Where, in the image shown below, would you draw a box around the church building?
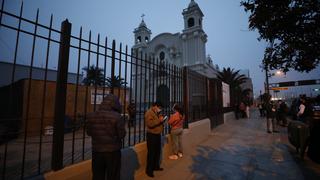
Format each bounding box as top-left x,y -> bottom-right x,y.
131,0 -> 219,107
132,0 -> 218,78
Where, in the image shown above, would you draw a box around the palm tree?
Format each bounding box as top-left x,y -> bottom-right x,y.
106,75 -> 127,88
82,65 -> 105,86
217,67 -> 248,105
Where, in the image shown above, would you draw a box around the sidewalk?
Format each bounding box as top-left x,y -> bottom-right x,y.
136,110 -> 320,180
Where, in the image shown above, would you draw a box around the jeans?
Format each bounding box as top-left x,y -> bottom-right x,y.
92,150 -> 121,180
170,128 -> 183,155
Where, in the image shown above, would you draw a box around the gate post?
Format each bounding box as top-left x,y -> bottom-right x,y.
183,67 -> 189,128
52,19 -> 72,171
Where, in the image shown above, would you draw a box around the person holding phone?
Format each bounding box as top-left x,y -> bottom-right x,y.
168,104 -> 184,160
144,102 -> 165,177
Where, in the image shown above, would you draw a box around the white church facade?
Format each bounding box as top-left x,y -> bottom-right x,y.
131,0 -> 219,107
132,0 -> 218,77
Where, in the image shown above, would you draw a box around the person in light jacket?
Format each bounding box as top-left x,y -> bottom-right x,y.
144,102 -> 165,178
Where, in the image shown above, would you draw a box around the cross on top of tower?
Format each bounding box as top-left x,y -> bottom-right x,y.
141,14 -> 145,21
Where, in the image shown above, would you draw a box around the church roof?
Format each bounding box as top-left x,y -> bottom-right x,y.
188,0 -> 198,8
183,0 -> 203,17
134,19 -> 151,33
139,19 -> 147,28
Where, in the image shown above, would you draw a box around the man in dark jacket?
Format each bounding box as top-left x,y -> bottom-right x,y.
86,94 -> 126,180
266,101 -> 278,133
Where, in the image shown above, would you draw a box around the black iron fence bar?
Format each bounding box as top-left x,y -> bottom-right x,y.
0,0 -> 4,24
102,37 -> 108,99
1,7 -> 164,70
206,77 -> 209,117
0,7 -> 61,33
183,67 -> 189,128
71,26 -> 83,164
1,2 -> 23,180
143,53 -> 148,141
133,49 -> 138,145
123,45 -> 128,147
110,40 -> 116,94
0,22 -> 61,44
82,30 -> 91,161
38,14 -> 53,174
148,56 -> 152,126
152,56 -> 155,108
165,62 -> 169,134
173,65 -> 176,104
93,34 -> 101,112
9,2 -> 23,100
52,19 -> 72,171
163,61 -> 167,134
138,51 -> 143,143
118,43 -> 122,97
128,49 -> 133,146
21,8 -> 39,179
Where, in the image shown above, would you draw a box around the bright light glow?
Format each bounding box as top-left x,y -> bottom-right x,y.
271,97 -> 283,101
276,70 -> 282,75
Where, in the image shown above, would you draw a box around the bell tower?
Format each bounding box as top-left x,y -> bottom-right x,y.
181,0 -> 207,66
133,14 -> 151,48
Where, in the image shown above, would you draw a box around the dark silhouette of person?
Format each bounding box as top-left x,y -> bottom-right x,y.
86,94 -> 126,180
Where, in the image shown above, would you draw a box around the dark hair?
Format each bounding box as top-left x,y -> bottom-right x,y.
152,101 -> 163,108
173,104 -> 184,115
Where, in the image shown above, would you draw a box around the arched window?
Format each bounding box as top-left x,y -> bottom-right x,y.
188,18 -> 194,28
137,36 -> 141,42
145,37 -> 149,42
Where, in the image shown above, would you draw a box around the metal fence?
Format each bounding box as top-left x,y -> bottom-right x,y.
0,1 -> 221,179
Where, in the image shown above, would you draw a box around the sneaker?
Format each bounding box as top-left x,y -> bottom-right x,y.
169,155 -> 178,160
178,153 -> 183,158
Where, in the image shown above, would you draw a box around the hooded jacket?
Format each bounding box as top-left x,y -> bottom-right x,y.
86,94 -> 126,152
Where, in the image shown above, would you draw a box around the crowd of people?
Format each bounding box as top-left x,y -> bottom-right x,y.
84,93 -> 319,179
86,94 -> 185,179
257,99 -> 289,133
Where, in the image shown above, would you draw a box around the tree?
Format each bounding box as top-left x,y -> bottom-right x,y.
106,75 -> 127,88
82,65 -> 105,86
241,0 -> 320,72
217,67 -> 248,105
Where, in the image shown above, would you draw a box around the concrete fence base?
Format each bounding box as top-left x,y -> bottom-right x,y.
44,118 -> 212,180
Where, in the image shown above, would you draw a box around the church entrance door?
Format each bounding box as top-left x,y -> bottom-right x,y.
156,85 -> 170,108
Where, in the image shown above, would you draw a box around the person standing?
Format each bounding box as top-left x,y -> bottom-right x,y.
279,100 -> 288,126
168,104 -> 184,160
266,101 -> 278,133
258,103 -> 263,117
127,100 -> 136,127
297,97 -> 306,122
144,102 -> 164,178
86,94 -> 126,180
245,104 -> 250,119
239,102 -> 246,118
